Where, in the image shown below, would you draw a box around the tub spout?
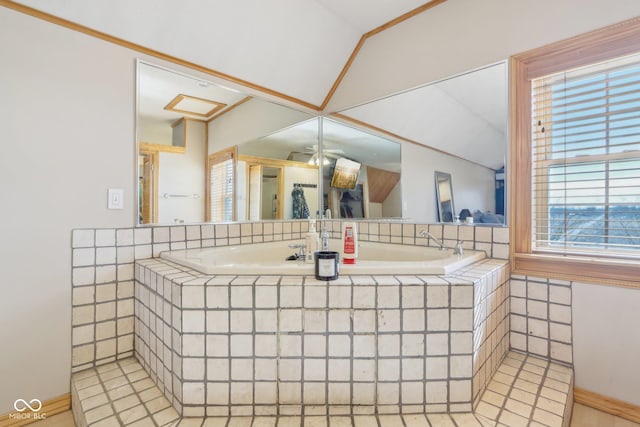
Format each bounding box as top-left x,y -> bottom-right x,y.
419,230 -> 447,251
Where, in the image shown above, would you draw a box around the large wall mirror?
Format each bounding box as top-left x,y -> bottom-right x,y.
136,61 -> 402,225
338,61 -> 508,225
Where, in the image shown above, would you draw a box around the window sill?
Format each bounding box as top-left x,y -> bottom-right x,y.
512,252 -> 640,289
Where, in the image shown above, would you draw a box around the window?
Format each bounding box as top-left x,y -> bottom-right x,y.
511,17 -> 640,287
207,148 -> 236,222
532,54 -> 640,257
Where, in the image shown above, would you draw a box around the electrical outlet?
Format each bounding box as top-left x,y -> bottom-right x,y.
108,188 -> 124,210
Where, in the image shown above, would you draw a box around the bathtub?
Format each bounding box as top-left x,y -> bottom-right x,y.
160,239 -> 485,275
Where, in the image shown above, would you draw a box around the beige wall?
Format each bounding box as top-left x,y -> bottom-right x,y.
328,0 -> 640,111
0,7 -> 137,412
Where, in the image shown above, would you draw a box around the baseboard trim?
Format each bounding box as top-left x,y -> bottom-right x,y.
0,393 -> 71,427
574,387 -> 640,423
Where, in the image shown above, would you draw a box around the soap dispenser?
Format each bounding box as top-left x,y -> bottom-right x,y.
305,218 -> 320,263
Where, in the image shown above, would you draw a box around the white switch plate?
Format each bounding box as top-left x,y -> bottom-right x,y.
108,188 -> 124,210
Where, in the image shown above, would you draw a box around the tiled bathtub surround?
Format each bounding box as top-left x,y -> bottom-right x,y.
72,221 -> 509,371
133,257 -> 509,417
71,351 -> 574,427
509,275 -> 573,365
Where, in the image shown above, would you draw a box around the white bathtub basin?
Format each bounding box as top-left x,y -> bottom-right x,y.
160,240 -> 485,275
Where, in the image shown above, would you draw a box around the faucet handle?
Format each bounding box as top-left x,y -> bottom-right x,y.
454,240 -> 464,255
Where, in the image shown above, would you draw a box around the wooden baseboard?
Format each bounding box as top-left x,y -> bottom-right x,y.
574,387 -> 640,423
0,393 -> 71,427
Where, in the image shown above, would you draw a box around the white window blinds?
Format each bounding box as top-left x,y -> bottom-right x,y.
209,151 -> 234,222
531,53 -> 640,257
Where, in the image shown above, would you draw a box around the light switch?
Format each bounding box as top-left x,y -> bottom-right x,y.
108,188 -> 124,210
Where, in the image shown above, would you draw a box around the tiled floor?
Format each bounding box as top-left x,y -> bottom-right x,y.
68,351 -> 581,426
32,404 -> 640,426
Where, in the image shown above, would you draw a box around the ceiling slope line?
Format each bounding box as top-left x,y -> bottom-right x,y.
330,112 -> 496,172
0,0 -> 321,111
319,0 -> 447,111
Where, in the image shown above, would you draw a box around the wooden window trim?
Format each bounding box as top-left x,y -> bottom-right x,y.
510,16 -> 640,288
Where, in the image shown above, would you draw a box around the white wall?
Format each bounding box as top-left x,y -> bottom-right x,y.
0,8 -> 137,412
283,167 -> 319,219
208,99 -> 312,154
401,142 -> 494,222
139,117 -> 172,146
329,0 -> 640,110
573,283 -> 640,405
158,120 -> 206,223
382,181 -> 402,218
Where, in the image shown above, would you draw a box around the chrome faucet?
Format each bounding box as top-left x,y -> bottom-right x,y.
288,243 -> 307,260
453,240 -> 464,255
320,223 -> 330,251
419,230 -> 447,251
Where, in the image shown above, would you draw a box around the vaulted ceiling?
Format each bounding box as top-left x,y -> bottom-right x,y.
6,0 -> 640,170
10,0 -> 435,109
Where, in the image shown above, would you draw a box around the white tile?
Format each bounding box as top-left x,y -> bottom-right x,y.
256,310 -> 278,333
427,286 -> 449,307
549,285 -> 571,305
451,355 -> 472,378
73,229 -> 95,248
451,309 -> 473,331
403,309 -> 425,332
304,335 -> 326,357
231,286 -> 253,308
426,333 -> 448,356
550,322 -> 572,343
353,287 -> 376,308
183,311 -> 205,332
231,358 -> 253,380
527,300 -> 548,319
207,358 -> 229,381
402,333 -> 425,356
452,286 -> 473,308
527,281 -> 548,301
402,286 -> 424,308
378,310 -> 400,332
254,335 -> 277,357
116,229 -> 134,246
549,304 -> 571,323
230,334 -> 253,356
183,358 -> 205,380
450,379 -> 471,402
353,310 -> 376,333
304,310 -> 327,332
207,287 -> 229,308
377,334 -> 399,357
230,310 -> 253,332
207,311 -> 229,333
425,381 -> 448,404
353,359 -> 375,382
427,309 -> 449,331
378,287 -> 400,308
304,359 -> 326,381
328,335 -> 351,357
279,335 -> 301,357
402,358 -> 423,380
378,359 -> 400,381
329,310 -> 351,332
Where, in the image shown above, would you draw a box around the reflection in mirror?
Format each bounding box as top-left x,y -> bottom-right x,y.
137,61 -> 247,224
137,61 -> 315,225
322,118 -> 401,219
435,171 -> 455,222
230,117 -> 402,221
234,118 -> 319,221
339,61 -> 507,224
